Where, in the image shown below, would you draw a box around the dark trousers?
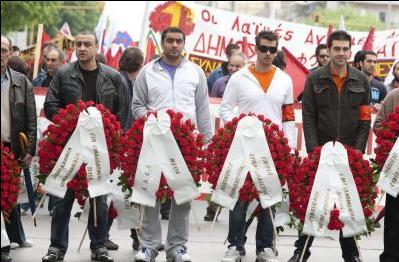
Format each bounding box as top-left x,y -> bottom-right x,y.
160,198 -> 171,217
1,205 -> 26,254
49,189 -> 108,254
294,231 -> 358,259
5,204 -> 26,245
227,201 -> 273,252
380,194 -> 399,262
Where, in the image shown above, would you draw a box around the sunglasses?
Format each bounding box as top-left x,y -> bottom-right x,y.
257,45 -> 278,54
318,54 -> 329,59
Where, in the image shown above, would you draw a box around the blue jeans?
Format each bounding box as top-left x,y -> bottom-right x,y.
227,201 -> 274,252
49,189 -> 108,254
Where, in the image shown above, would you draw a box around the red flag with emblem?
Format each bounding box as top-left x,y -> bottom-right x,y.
282,47 -> 310,101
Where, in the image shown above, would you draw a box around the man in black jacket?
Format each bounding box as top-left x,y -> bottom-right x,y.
1,35 -> 37,262
42,33 -> 125,262
288,31 -> 371,262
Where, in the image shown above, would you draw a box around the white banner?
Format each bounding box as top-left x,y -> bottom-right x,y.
131,111 -> 200,207
44,107 -> 111,198
377,137 -> 399,197
303,142 -> 367,237
97,1 -> 398,69
107,168 -> 139,230
1,212 -> 10,248
80,107 -> 111,198
211,116 -> 282,210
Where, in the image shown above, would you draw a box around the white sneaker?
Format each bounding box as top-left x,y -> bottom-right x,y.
166,247 -> 192,262
256,248 -> 279,262
134,248 -> 156,262
10,243 -> 19,250
221,247 -> 241,262
20,239 -> 33,248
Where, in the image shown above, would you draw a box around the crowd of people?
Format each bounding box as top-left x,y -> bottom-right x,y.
1,26 -> 398,262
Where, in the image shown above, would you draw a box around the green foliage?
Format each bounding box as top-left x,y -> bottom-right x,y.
301,5 -> 387,31
1,1 -> 101,36
1,1 -> 60,33
46,1 -> 101,36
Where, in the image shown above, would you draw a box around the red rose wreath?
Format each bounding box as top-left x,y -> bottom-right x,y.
374,106 -> 399,170
38,101 -> 124,206
121,110 -> 205,202
205,113 -> 295,203
1,143 -> 21,216
289,146 -> 378,233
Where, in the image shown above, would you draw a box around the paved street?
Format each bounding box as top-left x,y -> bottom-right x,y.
11,200 -> 383,262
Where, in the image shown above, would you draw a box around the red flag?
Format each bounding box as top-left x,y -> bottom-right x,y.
105,47 -> 123,69
362,27 -> 375,51
41,29 -> 50,46
282,47 -> 310,101
145,37 -> 156,64
326,24 -> 333,40
241,36 -> 249,56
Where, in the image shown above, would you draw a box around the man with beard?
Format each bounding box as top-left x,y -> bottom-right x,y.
43,32 -> 125,262
358,51 -> 387,110
288,30 -> 370,262
132,27 -> 212,262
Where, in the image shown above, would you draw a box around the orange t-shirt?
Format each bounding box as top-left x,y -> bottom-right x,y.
248,64 -> 276,93
330,66 -> 348,95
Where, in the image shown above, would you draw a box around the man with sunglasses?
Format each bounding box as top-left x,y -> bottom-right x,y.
311,44 -> 330,72
43,32 -> 125,262
288,30 -> 371,262
219,31 -> 296,262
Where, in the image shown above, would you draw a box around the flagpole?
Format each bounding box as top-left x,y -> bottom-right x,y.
138,1 -> 151,52
33,24 -> 44,79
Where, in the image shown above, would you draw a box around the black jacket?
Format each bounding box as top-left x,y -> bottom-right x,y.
302,64 -> 371,153
119,70 -> 134,131
6,68 -> 37,158
44,61 -> 125,123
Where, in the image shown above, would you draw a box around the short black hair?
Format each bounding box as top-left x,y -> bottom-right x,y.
12,45 -> 20,53
327,30 -> 352,49
353,50 -> 365,70
119,47 -> 144,73
255,31 -> 278,47
315,44 -> 327,56
76,31 -> 99,45
225,43 -> 240,57
161,27 -> 185,43
361,51 -> 377,62
7,56 -> 28,76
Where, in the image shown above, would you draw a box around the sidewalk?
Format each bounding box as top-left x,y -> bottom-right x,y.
11,200 -> 383,262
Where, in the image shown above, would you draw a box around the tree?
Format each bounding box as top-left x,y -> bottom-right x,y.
1,1 -> 60,34
46,1 -> 102,36
301,5 -> 387,31
1,1 -> 101,37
